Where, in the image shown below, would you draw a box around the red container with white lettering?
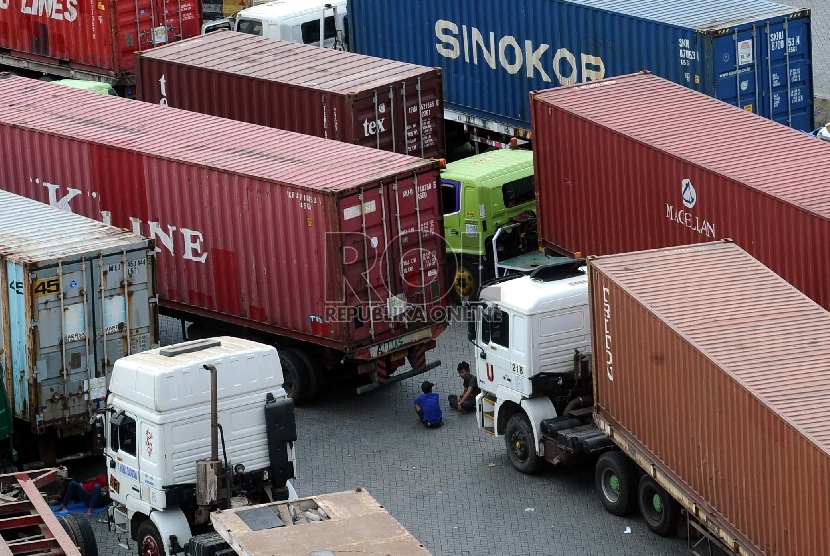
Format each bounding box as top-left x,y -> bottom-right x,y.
531,72 -> 830,311
0,0 -> 199,93
134,32 -> 445,159
0,75 -> 447,401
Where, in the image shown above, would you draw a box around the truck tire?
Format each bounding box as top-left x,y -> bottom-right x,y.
451,258 -> 481,302
638,475 -> 680,536
279,349 -> 317,405
63,513 -> 99,556
595,451 -> 638,516
137,520 -> 166,556
504,413 -> 540,474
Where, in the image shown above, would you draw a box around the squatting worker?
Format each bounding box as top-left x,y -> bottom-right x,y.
449,361 -> 480,414
415,381 -> 443,427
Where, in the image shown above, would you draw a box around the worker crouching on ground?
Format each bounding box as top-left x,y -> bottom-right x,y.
415,381 -> 444,427
449,361 -> 480,414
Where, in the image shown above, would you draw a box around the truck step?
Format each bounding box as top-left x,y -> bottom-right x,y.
482,395 -> 497,405
483,411 -> 494,420
483,426 -> 495,436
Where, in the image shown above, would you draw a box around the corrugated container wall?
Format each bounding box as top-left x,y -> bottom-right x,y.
347,0 -> 813,132
0,0 -> 200,87
135,33 -> 445,159
589,241 -> 830,555
0,75 -> 446,359
0,190 -> 157,433
532,72 -> 830,311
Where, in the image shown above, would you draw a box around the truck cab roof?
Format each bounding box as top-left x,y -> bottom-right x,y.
109,337 -> 283,414
480,266 -> 588,315
238,0 -> 345,21
441,149 -> 533,185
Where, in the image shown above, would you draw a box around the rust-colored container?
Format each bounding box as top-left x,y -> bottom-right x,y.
135,32 -> 445,159
0,75 -> 447,373
0,0 -> 199,89
531,72 -> 830,311
589,241 -> 830,556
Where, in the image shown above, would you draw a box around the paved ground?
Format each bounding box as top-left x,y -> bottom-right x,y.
86,315 -> 685,556
779,0 -> 830,95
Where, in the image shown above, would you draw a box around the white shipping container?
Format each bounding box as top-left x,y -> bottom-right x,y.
0,190 -> 158,444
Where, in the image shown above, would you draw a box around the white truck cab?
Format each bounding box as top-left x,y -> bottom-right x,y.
202,0 -> 348,50
471,261 -> 593,473
96,337 -> 297,556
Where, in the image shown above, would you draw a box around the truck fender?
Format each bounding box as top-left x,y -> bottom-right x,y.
150,507 -> 192,555
519,397 -> 558,456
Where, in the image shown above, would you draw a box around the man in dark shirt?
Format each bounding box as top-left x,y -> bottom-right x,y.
414,381 -> 443,427
449,361 -> 480,414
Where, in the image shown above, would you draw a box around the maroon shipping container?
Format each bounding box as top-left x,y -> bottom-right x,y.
135,32 -> 445,159
589,240 -> 830,556
0,0 -> 199,89
531,71 -> 830,310
0,75 -> 447,383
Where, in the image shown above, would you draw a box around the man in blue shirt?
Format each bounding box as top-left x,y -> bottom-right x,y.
415,381 -> 443,428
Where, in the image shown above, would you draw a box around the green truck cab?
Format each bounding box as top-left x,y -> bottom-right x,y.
441,150 -> 537,299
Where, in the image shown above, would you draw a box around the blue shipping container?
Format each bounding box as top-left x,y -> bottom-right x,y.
347,0 -> 813,133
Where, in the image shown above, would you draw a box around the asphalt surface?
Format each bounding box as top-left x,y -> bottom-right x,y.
780,0 -> 830,96
85,314 -> 685,556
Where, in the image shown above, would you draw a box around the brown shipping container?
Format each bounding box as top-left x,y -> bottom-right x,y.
589,241 -> 830,556
531,72 -> 830,311
135,32 -> 445,159
0,75 -> 447,368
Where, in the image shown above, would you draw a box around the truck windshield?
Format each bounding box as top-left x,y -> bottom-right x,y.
237,19 -> 263,36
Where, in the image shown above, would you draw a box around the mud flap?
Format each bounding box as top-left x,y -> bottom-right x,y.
264,398 -> 296,488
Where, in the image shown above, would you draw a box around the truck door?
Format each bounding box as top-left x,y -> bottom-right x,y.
479,307 -> 515,393
110,412 -> 141,507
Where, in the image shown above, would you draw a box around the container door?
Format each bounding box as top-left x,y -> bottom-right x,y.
761,18 -> 812,131
383,171 -> 445,324
713,18 -> 813,131
31,260 -> 95,431
713,28 -> 762,118
90,250 -> 156,383
124,0 -> 199,58
339,185 -> 396,343
5,262 -> 30,422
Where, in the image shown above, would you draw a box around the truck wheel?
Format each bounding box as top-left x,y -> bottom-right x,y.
137,520 -> 165,556
451,259 -> 481,302
504,413 -> 540,474
279,349 -> 317,405
595,451 -> 638,516
638,475 -> 680,536
63,513 -> 99,556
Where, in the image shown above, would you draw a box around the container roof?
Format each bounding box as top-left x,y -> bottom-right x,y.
533,72 -> 830,222
590,241 -> 830,453
0,76 -> 435,194
564,0 -> 804,30
0,190 -> 149,264
236,0 -> 346,20
442,150 -> 533,182
141,32 -> 437,94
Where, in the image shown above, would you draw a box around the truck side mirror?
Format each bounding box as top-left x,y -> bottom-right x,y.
93,415 -> 106,452
467,318 -> 476,342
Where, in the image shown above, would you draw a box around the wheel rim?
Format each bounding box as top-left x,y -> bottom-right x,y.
640,482 -> 664,523
601,468 -> 620,503
454,267 -> 475,297
142,534 -> 161,556
508,428 -> 530,463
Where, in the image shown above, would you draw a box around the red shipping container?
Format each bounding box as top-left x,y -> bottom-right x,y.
0,0 -> 199,88
0,75 -> 447,370
531,71 -> 830,310
135,32 -> 445,159
590,241 -> 830,555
